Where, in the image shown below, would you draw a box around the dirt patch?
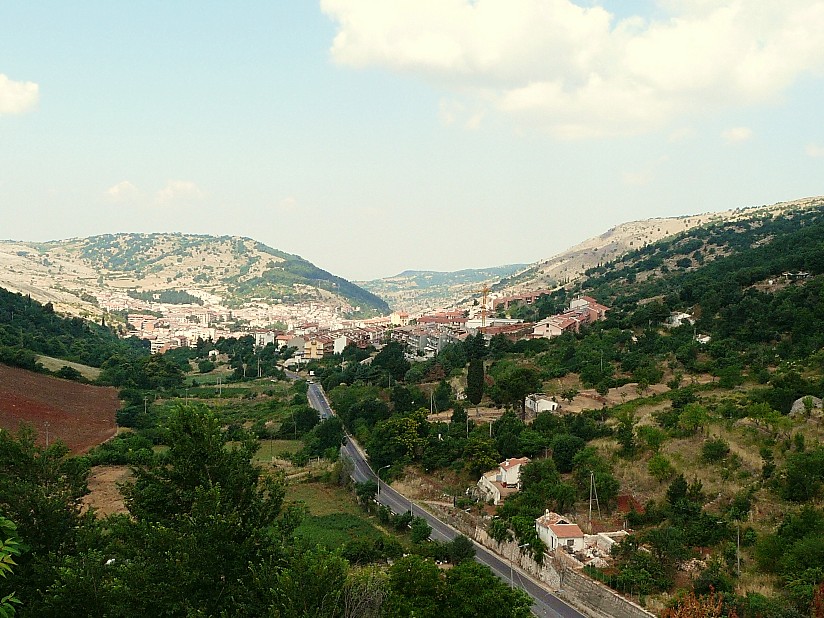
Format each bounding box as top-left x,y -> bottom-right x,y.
82,465 -> 132,517
0,364 -> 120,453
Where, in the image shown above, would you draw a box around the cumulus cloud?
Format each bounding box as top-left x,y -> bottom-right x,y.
106,180 -> 139,201
321,0 -> 824,138
806,143 -> 824,157
722,126 -> 753,143
156,180 -> 205,205
0,73 -> 39,115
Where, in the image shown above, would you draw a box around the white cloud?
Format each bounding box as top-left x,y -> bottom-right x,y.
156,180 -> 204,205
321,0 -> 824,138
105,180 -> 139,201
806,143 -> 824,157
0,73 -> 39,115
722,126 -> 753,143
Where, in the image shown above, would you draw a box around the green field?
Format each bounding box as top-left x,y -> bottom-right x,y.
253,439 -> 303,463
287,482 -> 386,550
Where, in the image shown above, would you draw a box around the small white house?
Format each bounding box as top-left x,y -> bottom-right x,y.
476,457 -> 531,505
525,394 -> 559,416
535,511 -> 585,553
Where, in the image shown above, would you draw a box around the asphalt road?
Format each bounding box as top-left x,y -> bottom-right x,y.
302,378 -> 588,618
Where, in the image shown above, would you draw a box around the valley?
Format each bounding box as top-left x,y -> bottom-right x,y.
3,196 -> 824,618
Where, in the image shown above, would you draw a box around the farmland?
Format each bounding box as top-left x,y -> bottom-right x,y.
0,364 -> 119,453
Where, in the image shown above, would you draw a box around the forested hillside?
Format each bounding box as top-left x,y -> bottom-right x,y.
0,287 -> 144,372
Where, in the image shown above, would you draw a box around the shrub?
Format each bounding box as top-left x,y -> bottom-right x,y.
702,438 -> 731,463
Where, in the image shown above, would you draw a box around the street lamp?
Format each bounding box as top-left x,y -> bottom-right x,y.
510,542 -> 529,588
377,464 -> 391,497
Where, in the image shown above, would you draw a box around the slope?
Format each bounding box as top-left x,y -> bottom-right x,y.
0,233 -> 389,318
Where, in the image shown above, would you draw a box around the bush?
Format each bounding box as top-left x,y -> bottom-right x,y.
648,453 -> 676,482
702,438 -> 731,463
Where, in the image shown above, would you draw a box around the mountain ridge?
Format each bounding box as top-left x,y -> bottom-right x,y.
0,232 -> 389,318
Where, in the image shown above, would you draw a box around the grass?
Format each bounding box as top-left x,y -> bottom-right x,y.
36,354 -> 101,380
252,439 -> 302,463
285,481 -> 362,516
295,513 -> 385,550
286,481 -> 387,550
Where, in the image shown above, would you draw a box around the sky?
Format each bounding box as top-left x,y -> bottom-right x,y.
1,1 -> 823,281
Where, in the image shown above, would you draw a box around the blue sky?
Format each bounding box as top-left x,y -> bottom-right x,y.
2,1 -> 823,281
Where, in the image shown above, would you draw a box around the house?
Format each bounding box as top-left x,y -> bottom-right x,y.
665,312 -> 694,328
333,334 -> 349,355
531,296 -> 609,340
492,289 -> 553,311
390,311 -> 411,327
476,457 -> 531,505
535,511 -> 585,552
303,337 -> 325,360
254,329 -> 277,347
525,394 -> 559,416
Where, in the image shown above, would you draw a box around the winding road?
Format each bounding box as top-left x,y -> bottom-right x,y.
304,380 -> 588,618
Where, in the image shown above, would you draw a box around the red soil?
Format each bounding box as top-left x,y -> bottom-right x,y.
0,364 -> 120,454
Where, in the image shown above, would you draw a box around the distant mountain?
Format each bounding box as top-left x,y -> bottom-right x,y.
359,264 -> 528,312
0,233 -> 389,317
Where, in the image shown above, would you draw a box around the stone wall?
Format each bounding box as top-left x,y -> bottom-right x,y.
427,504 -> 656,618
559,568 -> 655,618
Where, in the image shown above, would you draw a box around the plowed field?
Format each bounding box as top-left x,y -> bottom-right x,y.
0,364 -> 119,453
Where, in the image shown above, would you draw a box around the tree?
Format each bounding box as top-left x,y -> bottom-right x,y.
372,342 -> 410,382
433,380 -> 452,412
0,516 -> 22,617
447,535 -> 476,565
466,358 -> 485,406
489,364 -> 542,417
410,517 -> 432,544
443,561 -> 532,618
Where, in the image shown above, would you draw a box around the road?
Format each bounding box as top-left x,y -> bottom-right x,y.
302,378 -> 587,618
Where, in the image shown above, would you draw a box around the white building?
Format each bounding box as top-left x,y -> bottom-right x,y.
525,394 -> 559,416
476,457 -> 530,505
535,511 -> 585,553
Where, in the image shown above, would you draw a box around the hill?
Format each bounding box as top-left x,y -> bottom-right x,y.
491,195 -> 824,296
358,264 -> 528,312
0,233 -> 389,318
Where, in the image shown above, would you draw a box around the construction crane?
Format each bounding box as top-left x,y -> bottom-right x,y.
477,285 -> 491,329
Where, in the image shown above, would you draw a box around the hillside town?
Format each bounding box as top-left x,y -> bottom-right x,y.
104,287 -> 609,359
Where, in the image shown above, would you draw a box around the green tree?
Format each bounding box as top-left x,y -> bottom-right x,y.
410,517 -> 432,544
0,516 -> 22,617
466,357 -> 485,406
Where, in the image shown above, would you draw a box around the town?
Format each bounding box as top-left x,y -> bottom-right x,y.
107,286 -> 609,361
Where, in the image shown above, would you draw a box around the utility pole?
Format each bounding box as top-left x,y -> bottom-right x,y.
377,464 -> 391,497
589,471 -> 601,533
511,543 -> 529,588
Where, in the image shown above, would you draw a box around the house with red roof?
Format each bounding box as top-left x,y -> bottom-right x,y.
535,510 -> 585,553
